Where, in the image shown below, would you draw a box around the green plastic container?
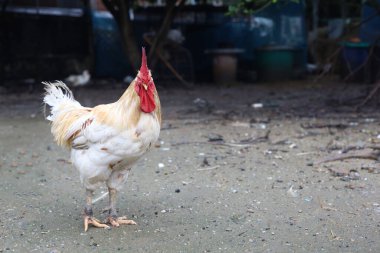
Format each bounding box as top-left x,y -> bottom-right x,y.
256,46 -> 295,81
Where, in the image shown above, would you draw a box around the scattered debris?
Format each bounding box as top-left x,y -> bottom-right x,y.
304,196 -> 313,202
207,133 -> 224,142
57,158 -> 71,164
301,122 -> 350,129
314,149 -> 380,165
361,165 -> 380,174
171,131 -> 269,148
250,117 -> 270,124
329,167 -> 349,177
230,121 -> 251,128
340,170 -> 360,181
318,197 -> 337,211
296,152 -> 317,156
201,158 -> 210,167
345,183 -> 365,190
161,123 -> 178,131
192,98 -> 213,113
197,165 -> 220,171
251,103 -> 263,109
287,185 -> 298,198
330,230 -> 341,241
223,131 -> 271,148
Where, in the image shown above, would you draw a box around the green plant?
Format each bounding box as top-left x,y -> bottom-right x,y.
227,0 -> 300,16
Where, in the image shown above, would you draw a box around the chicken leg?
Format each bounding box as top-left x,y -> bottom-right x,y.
106,188 -> 137,227
83,189 -> 110,231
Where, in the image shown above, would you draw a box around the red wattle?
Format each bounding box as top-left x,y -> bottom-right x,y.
138,88 -> 156,113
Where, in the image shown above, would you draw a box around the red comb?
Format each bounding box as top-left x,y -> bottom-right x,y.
139,47 -> 149,78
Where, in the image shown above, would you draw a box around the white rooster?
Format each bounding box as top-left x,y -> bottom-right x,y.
43,48 -> 161,231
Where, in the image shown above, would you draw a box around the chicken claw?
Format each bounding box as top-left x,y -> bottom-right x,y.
106,216 -> 137,227
84,216 -> 110,232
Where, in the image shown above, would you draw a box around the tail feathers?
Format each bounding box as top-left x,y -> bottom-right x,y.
43,81 -> 79,121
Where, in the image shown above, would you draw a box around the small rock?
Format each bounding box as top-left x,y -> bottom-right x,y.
193,98 -> 209,108
175,189 -> 181,193
361,165 -> 380,174
341,170 -> 360,181
252,103 -> 263,109
329,167 -> 349,177
304,196 -> 313,202
158,163 -> 165,168
207,133 -> 224,142
201,158 -> 210,167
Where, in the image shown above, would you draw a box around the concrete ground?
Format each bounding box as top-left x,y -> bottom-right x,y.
1,80 -> 380,252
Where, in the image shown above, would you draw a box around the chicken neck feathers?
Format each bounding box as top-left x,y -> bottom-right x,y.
43,81 -> 161,150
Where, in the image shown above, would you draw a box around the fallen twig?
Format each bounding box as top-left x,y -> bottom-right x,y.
296,152 -> 318,156
318,197 -> 337,211
301,122 -> 349,129
314,150 -> 380,165
355,79 -> 380,110
171,131 -> 270,148
197,165 -> 220,171
330,230 -> 341,241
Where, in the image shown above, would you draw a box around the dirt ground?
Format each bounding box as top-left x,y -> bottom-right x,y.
1,80 -> 380,253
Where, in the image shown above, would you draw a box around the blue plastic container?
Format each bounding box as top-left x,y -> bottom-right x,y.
341,41 -> 369,82
92,11 -> 131,79
342,42 -> 369,71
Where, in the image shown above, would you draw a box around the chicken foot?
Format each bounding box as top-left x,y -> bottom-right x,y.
105,188 -> 137,227
84,189 -> 110,231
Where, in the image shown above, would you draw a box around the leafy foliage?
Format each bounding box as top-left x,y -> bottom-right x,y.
227,0 -> 300,16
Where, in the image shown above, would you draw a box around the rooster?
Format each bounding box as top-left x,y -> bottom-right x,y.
43,48 -> 161,231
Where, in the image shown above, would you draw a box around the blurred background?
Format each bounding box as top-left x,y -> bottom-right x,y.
0,0 -> 380,91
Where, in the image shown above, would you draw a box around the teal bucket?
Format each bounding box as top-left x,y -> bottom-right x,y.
256,46 -> 295,81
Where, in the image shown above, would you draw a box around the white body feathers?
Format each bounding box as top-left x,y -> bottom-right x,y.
43,81 -> 160,191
